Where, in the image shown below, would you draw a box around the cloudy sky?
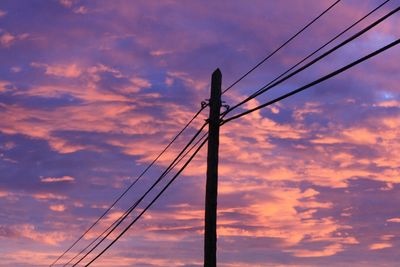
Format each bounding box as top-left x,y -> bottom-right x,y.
0,0 -> 399,266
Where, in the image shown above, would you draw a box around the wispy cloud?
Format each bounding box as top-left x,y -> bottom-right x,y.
49,204 -> 66,212
0,31 -> 29,47
0,32 -> 15,47
31,62 -> 82,78
369,243 -> 392,250
386,218 -> 400,223
58,0 -> 74,8
40,175 -> 75,183
0,224 -> 66,245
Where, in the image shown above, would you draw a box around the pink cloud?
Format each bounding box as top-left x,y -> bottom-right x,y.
31,62 -> 82,78
387,218 -> 400,223
73,6 -> 88,14
0,191 -> 9,198
10,66 -> 21,73
40,175 -> 75,183
0,224 -> 66,245
120,77 -> 152,93
131,180 -> 353,259
289,243 -> 344,257
381,235 -> 395,241
32,193 -> 68,201
0,94 -> 164,153
369,243 -> 392,250
87,63 -> 124,80
166,71 -> 208,91
0,250 -> 58,267
0,32 -> 15,47
0,31 -> 29,47
49,204 -> 66,212
150,49 -> 173,57
58,0 -> 74,8
0,80 -> 12,92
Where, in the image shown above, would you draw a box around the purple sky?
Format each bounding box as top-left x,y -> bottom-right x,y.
0,0 -> 399,266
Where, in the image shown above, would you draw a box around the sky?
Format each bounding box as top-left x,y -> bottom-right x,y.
0,0 -> 399,266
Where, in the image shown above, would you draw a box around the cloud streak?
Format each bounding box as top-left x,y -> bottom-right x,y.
40,175 -> 75,183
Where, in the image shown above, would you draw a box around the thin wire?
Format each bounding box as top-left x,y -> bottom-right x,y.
63,207 -> 130,266
72,123 -> 208,266
222,38 -> 400,125
52,110 -> 205,265
53,1 -> 379,264
222,0 -> 341,94
85,136 -> 209,266
64,132 -> 208,266
223,2 -> 397,115
50,106 -> 206,266
69,1 -> 341,261
80,37 -> 400,264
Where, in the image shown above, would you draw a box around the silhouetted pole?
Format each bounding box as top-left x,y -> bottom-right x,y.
204,69 -> 221,267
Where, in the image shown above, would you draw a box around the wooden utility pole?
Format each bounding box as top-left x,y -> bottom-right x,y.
204,68 -> 222,267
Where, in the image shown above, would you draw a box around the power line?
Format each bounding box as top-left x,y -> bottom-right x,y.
51,105 -> 206,266
60,2 -> 344,258
62,1 -> 345,258
72,123 -> 208,266
85,135 -> 209,266
72,125 -> 207,266
63,209 -> 127,266
223,2 -> 397,116
50,2 -> 395,266
79,36 -> 400,265
79,36 -> 400,266
55,3 -> 338,256
222,0 -> 341,94
222,38 -> 400,125
52,2 -> 345,262
64,132 -> 208,266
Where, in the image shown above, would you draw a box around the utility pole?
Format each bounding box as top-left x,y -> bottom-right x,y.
204,68 -> 222,267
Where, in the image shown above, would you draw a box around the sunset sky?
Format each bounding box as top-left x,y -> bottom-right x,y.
0,0 -> 399,266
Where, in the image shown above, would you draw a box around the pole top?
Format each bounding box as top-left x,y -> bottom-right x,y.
212,68 -> 221,77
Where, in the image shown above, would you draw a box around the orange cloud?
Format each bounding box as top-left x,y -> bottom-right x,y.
369,243 -> 392,250
128,179 -> 353,259
387,218 -> 400,223
49,204 -> 66,212
375,100 -> 400,108
289,243 -> 344,257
